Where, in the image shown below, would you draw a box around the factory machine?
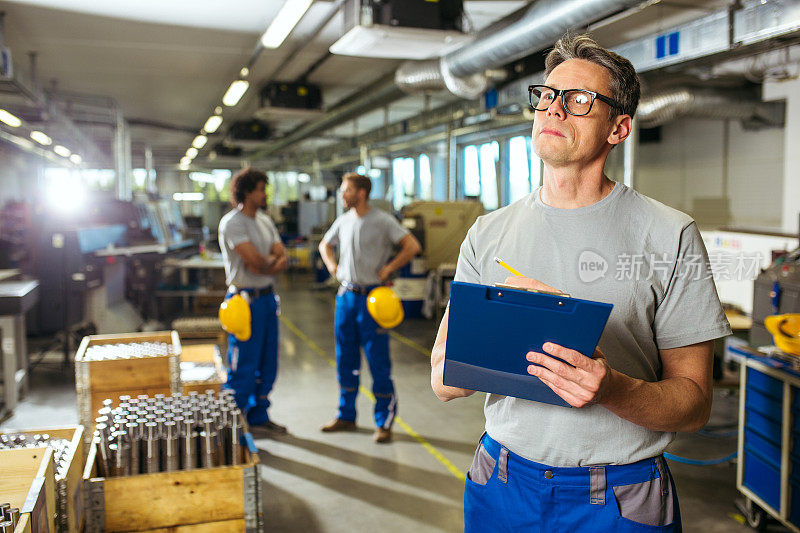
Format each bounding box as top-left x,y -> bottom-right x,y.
751,247 -> 800,347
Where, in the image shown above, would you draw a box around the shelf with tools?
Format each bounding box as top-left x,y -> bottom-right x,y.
82,391 -> 262,532
0,426 -> 85,532
0,446 -> 56,533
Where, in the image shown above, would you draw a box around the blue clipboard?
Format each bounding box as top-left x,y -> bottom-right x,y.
443,281 -> 613,407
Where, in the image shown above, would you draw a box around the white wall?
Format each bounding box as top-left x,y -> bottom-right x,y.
606,118 -> 784,231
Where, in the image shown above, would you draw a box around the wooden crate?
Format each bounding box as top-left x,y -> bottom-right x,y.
0,447 -> 56,533
82,442 -> 262,532
75,331 -> 181,444
180,344 -> 226,394
2,426 -> 85,533
14,513 -> 31,533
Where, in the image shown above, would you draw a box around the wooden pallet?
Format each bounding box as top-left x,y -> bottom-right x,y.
82,442 -> 262,532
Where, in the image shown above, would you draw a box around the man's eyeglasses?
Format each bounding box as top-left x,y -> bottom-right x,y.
528,85 -> 623,116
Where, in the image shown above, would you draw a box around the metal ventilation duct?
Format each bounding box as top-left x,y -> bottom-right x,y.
396,0 -> 644,98
637,87 -> 784,128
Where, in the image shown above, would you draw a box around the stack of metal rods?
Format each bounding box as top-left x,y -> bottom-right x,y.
94,390 -> 245,477
0,504 -> 20,532
83,341 -> 175,361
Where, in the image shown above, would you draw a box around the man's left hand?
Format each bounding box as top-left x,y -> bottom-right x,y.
378,265 -> 393,282
526,343 -> 614,407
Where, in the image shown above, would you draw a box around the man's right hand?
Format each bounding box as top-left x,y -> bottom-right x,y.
503,276 -> 563,293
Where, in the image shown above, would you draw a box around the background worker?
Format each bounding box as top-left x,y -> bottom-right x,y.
430,34 -> 731,531
219,167 -> 288,432
319,172 -> 422,443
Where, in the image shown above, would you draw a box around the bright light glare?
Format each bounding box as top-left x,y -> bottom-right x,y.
30,131 -> 53,145
192,135 -> 208,149
54,145 -> 72,157
70,154 -> 83,165
186,147 -> 198,159
173,192 -> 205,201
298,173 -> 311,183
260,0 -> 313,48
222,80 -> 249,107
0,109 -> 22,127
203,115 -> 223,133
45,168 -> 85,213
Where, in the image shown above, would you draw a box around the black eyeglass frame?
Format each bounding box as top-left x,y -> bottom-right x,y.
527,84 -> 624,116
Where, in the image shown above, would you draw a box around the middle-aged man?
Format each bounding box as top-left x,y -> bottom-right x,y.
219,167 -> 288,433
431,34 -> 731,531
319,172 -> 422,443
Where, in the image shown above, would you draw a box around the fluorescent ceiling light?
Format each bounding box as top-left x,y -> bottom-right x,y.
298,173 -> 311,183
173,192 -> 205,202
203,115 -> 223,133
0,109 -> 22,128
192,135 -> 208,149
70,154 -> 83,164
54,145 -> 72,157
186,147 -> 199,159
222,80 -> 249,107
260,0 -> 312,49
30,131 -> 52,145
239,67 -> 249,77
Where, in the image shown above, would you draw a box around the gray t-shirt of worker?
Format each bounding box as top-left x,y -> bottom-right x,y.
219,209 -> 282,288
324,208 -> 410,286
453,182 -> 731,467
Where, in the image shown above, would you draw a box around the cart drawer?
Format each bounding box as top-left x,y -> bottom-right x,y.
745,428 -> 781,470
748,368 -> 784,400
746,388 -> 783,422
744,448 -> 781,512
746,410 -> 783,446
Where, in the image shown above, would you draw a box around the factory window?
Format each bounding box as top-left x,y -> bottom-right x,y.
392,157 -> 415,209
463,142 -> 500,210
463,145 -> 480,197
479,142 -> 499,210
132,168 -> 155,191
419,154 -> 432,200
509,136 -> 531,202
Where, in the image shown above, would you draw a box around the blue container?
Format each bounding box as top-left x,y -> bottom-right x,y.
743,448 -> 781,511
748,368 -> 784,400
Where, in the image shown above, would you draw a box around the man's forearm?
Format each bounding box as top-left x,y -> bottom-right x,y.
600,371 -> 711,433
318,242 -> 338,276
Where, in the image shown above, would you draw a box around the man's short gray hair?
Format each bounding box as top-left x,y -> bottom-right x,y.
544,33 -> 640,119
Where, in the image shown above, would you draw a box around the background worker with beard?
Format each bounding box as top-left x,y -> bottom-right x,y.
319,172 -> 421,443
219,167 -> 289,432
431,34 -> 731,531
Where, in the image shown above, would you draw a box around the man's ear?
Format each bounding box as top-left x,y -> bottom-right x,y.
608,114 -> 632,146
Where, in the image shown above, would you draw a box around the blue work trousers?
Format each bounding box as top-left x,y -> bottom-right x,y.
225,291 -> 279,426
465,433 -> 682,532
334,289 -> 397,429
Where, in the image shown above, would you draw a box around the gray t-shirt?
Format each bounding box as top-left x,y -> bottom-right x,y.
454,182 -> 731,467
218,209 -> 282,288
323,208 -> 409,285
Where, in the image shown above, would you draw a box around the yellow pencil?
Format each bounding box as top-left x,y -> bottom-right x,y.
494,257 -> 524,277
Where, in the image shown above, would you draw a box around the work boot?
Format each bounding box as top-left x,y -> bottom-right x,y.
321,418 -> 357,432
261,420 -> 288,434
373,427 -> 391,443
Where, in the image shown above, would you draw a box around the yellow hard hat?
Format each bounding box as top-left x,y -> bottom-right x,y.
765,314 -> 800,357
219,293 -> 252,341
367,287 -> 404,329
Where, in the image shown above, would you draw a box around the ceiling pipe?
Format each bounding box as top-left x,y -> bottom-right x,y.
637,87 -> 784,128
396,0 -> 646,99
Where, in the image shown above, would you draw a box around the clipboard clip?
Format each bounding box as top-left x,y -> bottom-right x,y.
493,282 -> 571,298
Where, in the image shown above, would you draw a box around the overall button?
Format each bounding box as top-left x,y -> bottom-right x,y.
544,470 -> 554,479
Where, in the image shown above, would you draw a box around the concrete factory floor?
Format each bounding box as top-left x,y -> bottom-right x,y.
1,275 -> 771,532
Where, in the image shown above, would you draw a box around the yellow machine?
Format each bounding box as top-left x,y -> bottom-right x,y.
367,287 -> 404,329
218,293 -> 252,341
765,314 -> 800,357
402,201 -> 484,270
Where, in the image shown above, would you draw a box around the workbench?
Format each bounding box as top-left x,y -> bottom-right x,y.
0,279 -> 39,418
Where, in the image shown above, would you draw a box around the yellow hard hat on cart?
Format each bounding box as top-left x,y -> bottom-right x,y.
367,287 -> 404,329
765,314 -> 800,357
219,293 -> 252,341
